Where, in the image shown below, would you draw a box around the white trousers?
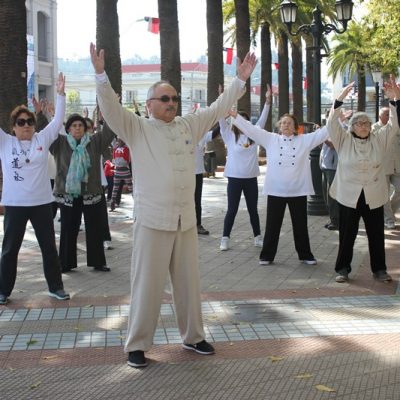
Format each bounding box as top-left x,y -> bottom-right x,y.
124,221 -> 205,353
384,173 -> 400,224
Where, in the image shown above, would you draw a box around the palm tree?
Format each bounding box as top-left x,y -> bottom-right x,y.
206,0 -> 226,165
291,36 -> 303,123
96,0 -> 122,97
158,0 -> 182,116
277,31 -> 289,117
206,0 -> 224,105
0,0 -> 27,130
234,0 -> 251,114
328,22 -> 367,111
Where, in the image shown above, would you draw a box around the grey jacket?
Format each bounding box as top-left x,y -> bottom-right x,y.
50,124 -> 115,196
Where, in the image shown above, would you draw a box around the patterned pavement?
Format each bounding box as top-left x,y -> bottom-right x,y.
1,167 -> 400,399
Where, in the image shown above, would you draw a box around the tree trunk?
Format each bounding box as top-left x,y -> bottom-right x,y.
0,0 -> 27,130
259,23 -> 272,158
96,0 -> 122,97
158,0 -> 182,116
234,0 -> 251,114
206,0 -> 225,165
291,37 -> 303,124
278,31 -> 289,117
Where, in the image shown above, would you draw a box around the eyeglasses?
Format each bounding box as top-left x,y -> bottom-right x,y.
148,95 -> 180,103
16,118 -> 35,127
354,121 -> 371,127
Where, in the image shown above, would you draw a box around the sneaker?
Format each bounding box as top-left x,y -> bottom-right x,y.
302,259 -> 317,265
110,201 -> 116,211
384,221 -> 396,229
48,289 -> 70,300
182,340 -> 215,355
259,259 -> 271,265
254,235 -> 263,247
197,225 -> 210,235
326,223 -> 339,231
220,236 -> 230,251
103,241 -> 113,250
0,294 -> 8,305
127,350 -> 148,368
373,271 -> 392,282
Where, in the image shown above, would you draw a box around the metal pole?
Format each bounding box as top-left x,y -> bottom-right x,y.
307,7 -> 328,216
375,81 -> 379,122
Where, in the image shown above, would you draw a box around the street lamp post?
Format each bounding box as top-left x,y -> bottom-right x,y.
371,70 -> 382,122
280,0 -> 353,215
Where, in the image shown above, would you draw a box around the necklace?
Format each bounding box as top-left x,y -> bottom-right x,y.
17,138 -> 34,163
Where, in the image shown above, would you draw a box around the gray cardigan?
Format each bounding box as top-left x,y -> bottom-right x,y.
50,124 -> 115,196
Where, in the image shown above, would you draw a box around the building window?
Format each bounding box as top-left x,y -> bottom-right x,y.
37,12 -> 49,62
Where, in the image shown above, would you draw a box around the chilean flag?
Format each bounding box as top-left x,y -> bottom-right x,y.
144,17 -> 159,34
223,47 -> 233,65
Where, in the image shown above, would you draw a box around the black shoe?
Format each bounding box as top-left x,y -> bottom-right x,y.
326,223 -> 339,231
335,269 -> 349,283
94,266 -> 111,272
373,271 -> 392,282
182,340 -> 215,355
197,225 -> 210,235
0,294 -> 8,305
48,289 -> 70,300
127,351 -> 148,368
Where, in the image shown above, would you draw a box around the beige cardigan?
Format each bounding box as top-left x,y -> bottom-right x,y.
327,103 -> 399,209
96,73 -> 245,231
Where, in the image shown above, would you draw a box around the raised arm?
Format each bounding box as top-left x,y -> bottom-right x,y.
255,84 -> 272,128
231,112 -> 271,147
38,72 -> 66,145
186,52 -> 257,144
326,82 -> 354,150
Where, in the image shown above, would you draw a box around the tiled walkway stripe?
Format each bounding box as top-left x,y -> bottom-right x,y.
1,295 -> 400,351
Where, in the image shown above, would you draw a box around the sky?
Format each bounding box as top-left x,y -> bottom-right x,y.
57,0 -> 209,61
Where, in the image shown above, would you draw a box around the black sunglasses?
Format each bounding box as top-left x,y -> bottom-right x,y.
15,118 -> 35,127
16,118 -> 35,127
148,95 -> 180,103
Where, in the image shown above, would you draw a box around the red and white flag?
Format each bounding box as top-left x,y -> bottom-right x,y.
144,16 -> 159,34
303,76 -> 308,90
272,63 -> 279,70
223,47 -> 233,65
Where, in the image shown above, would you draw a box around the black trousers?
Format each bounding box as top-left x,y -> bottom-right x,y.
223,177 -> 260,237
260,195 -> 314,262
59,198 -> 106,270
99,192 -> 111,242
321,168 -> 339,225
0,204 -> 64,296
195,173 -> 203,226
336,191 -> 386,274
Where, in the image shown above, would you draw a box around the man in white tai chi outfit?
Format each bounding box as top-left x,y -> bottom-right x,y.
90,43 -> 257,368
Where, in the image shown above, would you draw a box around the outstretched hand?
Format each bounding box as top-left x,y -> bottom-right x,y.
337,82 -> 354,102
228,109 -> 238,118
236,52 -> 257,82
265,84 -> 272,104
383,74 -> 400,101
90,42 -> 105,74
56,72 -> 65,95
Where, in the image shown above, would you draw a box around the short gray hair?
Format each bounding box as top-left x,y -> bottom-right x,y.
348,112 -> 371,132
147,80 -> 172,100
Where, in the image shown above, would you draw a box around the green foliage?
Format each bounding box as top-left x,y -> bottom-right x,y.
363,0 -> 400,74
66,90 -> 82,116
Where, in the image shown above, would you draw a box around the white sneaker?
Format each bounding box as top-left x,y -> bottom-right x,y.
259,260 -> 271,265
302,259 -> 317,265
254,235 -> 263,247
103,241 -> 113,250
220,236 -> 230,251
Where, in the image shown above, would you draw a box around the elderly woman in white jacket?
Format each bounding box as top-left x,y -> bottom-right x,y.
327,77 -> 400,283
230,110 -> 329,265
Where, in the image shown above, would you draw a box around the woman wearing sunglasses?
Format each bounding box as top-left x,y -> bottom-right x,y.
0,73 -> 69,305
